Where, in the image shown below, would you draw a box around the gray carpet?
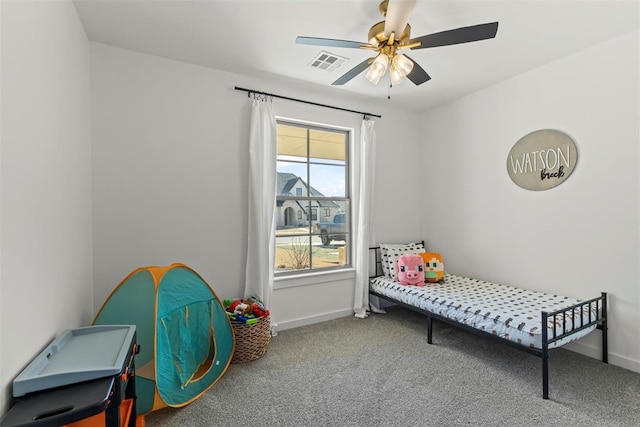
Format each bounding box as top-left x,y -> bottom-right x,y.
145,307 -> 640,426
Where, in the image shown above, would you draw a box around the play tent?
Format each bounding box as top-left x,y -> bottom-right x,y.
93,263 -> 234,415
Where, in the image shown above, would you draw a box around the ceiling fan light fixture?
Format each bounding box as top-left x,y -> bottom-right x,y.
392,54 -> 414,76
365,54 -> 389,85
389,54 -> 414,85
296,0 -> 498,90
389,65 -> 404,85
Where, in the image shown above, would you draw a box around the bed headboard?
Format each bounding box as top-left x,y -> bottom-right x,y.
369,241 -> 425,279
369,246 -> 383,279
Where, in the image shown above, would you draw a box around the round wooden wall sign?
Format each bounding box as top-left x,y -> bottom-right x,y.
506,129 -> 578,191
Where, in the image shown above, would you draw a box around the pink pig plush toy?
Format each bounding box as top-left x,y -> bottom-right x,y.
397,254 -> 425,286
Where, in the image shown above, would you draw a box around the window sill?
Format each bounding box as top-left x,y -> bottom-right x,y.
274,268 -> 356,290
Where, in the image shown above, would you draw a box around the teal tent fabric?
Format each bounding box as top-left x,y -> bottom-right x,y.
93,264 -> 234,414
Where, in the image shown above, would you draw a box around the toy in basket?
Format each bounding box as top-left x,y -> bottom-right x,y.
224,296 -> 271,363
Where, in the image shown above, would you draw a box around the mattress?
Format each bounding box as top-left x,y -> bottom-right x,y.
370,274 -> 598,349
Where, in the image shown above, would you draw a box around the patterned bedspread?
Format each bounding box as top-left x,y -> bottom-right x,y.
370,274 -> 598,349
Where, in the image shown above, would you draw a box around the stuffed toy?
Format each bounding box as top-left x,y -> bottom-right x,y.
226,297 -> 271,318
397,254 -> 425,286
226,299 -> 252,315
246,296 -> 270,317
226,299 -> 242,313
419,252 -> 445,283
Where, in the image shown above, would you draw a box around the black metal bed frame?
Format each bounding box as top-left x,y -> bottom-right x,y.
368,245 -> 608,399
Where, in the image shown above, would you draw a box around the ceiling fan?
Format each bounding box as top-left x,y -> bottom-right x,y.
296,0 -> 498,87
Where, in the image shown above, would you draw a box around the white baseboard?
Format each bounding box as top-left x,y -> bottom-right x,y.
272,308 -> 353,333
565,341 -> 640,374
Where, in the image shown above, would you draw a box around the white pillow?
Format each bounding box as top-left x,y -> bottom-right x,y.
380,242 -> 425,280
378,245 -> 391,277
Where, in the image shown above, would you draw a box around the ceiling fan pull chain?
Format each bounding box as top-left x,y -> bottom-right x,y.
388,83 -> 392,100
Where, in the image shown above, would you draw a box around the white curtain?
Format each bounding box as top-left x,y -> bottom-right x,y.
244,96 -> 277,309
353,117 -> 377,318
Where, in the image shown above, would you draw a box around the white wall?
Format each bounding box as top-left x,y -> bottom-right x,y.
0,0 -> 93,413
90,43 -> 423,331
419,30 -> 640,372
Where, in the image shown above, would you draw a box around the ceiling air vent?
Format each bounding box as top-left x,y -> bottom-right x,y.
309,51 -> 347,72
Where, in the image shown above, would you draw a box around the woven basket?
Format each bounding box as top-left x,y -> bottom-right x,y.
231,315 -> 271,363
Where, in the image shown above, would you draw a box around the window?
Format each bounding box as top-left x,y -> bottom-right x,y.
275,120 -> 350,274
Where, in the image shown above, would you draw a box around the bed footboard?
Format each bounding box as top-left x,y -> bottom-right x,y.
540,292 -> 608,399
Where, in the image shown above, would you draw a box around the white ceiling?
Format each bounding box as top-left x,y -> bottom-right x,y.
73,0 -> 640,113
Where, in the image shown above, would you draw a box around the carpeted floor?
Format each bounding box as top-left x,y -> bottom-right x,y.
145,307 -> 640,426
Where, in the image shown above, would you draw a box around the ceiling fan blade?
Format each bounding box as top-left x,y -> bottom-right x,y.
296,36 -> 367,49
410,22 -> 499,49
404,56 -> 431,85
384,0 -> 416,38
332,58 -> 372,85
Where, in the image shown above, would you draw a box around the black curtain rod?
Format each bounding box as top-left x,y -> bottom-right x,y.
234,86 -> 382,119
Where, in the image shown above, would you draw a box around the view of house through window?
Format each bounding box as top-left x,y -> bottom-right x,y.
275,121 -> 350,273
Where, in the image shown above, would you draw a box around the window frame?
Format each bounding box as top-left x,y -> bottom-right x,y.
274,119 -> 352,277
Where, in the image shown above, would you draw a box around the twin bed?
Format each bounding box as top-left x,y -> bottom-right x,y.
368,243 -> 608,399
